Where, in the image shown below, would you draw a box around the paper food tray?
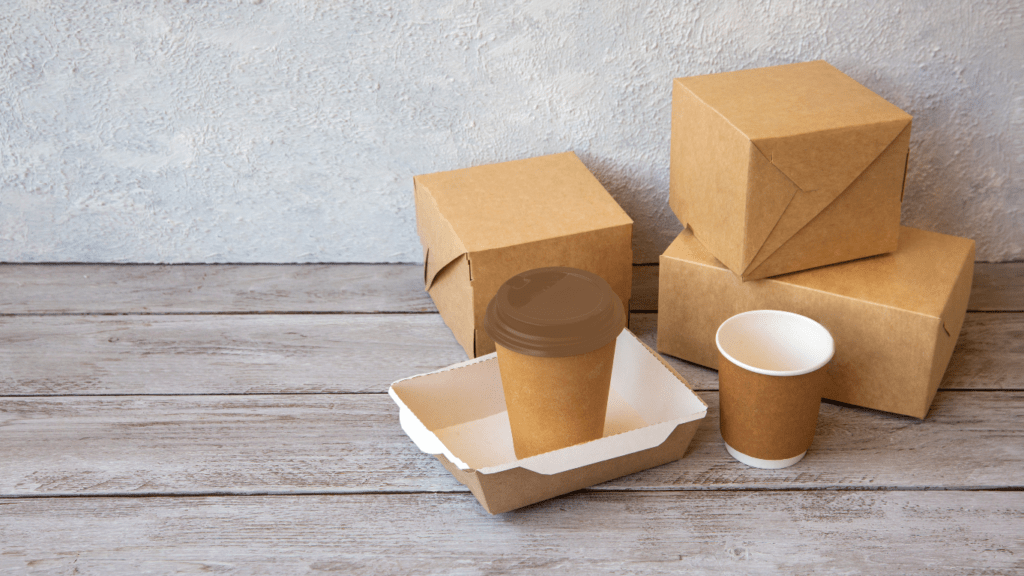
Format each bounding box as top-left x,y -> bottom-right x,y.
389,329 -> 708,513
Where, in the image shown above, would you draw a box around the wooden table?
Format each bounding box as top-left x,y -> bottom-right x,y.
1,263 -> 1021,574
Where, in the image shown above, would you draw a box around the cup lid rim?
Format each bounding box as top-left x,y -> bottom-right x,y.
484,267 -> 625,358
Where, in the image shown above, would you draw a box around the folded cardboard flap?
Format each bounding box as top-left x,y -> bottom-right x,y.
389,330 -> 708,476
414,182 -> 468,292
741,121 -> 910,280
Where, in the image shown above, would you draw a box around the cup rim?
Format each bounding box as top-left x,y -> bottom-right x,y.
715,309 -> 834,377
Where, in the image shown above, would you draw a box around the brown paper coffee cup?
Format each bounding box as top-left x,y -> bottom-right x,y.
715,310 -> 834,469
484,267 -> 626,460
496,339 -> 617,459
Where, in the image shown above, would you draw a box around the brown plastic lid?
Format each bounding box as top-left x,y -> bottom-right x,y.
484,267 -> 625,358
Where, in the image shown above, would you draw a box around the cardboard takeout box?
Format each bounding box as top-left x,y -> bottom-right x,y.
414,152 -> 633,357
389,329 -> 708,514
671,60 -> 913,280
657,226 -> 975,419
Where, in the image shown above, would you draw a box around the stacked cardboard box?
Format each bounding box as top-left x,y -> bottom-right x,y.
658,60 -> 975,419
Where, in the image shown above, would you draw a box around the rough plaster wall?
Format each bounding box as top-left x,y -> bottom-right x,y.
1,0 -> 1021,263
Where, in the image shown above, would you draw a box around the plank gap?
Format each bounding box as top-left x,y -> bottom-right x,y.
0,310 -> 441,318
1,485 -> 1021,501
1,388 -> 1016,399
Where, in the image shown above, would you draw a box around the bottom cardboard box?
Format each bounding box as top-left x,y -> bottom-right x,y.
389,329 -> 708,514
658,226 -> 975,419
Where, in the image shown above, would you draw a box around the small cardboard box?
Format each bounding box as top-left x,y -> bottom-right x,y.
657,226 -> 975,419
671,60 -> 913,280
414,152 -> 634,357
389,329 -> 708,514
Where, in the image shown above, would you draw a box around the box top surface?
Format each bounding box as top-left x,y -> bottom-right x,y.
663,226 -> 975,318
414,152 -> 633,253
389,329 -> 707,476
674,60 -> 911,141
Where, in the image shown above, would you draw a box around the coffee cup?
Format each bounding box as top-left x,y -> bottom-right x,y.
484,267 -> 626,459
715,310 -> 834,469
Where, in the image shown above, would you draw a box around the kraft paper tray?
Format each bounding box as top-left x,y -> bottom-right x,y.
389,329 -> 708,514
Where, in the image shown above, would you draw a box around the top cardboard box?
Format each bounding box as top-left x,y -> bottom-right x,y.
671,60 -> 913,280
413,152 -> 633,357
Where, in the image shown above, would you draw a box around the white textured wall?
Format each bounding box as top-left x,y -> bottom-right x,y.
1,0 -> 1021,263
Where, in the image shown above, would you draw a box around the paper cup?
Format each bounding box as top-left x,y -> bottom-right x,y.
715,310 -> 834,469
494,339 -> 617,459
484,267 -> 626,459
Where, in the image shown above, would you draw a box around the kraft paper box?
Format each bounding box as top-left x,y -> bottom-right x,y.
414,152 -> 633,357
671,60 -> 913,281
657,226 -> 974,419
389,329 -> 708,514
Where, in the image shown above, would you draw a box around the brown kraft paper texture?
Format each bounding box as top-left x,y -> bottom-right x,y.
497,339 -> 617,459
718,352 -> 826,461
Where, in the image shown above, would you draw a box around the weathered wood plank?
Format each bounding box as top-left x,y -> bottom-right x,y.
4,262 -> 1017,315
629,262 -> 1022,313
943,312 -> 1024,389
0,264 -> 669,315
2,392 -> 1020,497
2,312 -> 1016,396
0,491 -> 1020,574
0,264 -> 436,314
969,262 -> 1024,311
0,314 -> 467,395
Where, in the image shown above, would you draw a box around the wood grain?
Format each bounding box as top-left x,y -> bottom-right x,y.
6,263 -> 1016,316
630,262 -> 1022,313
0,314 -> 468,395
969,262 -> 1024,311
0,491 -> 1020,574
3,312 -> 1018,396
2,391 -> 1020,497
943,312 -> 1024,389
0,262 -> 1018,575
0,264 -> 436,314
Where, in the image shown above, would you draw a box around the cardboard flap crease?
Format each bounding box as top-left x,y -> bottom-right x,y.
414,181 -> 469,291
742,123 -> 912,278
750,118 -> 910,200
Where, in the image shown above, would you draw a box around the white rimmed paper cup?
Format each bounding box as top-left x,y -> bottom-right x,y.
715,310 -> 834,469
